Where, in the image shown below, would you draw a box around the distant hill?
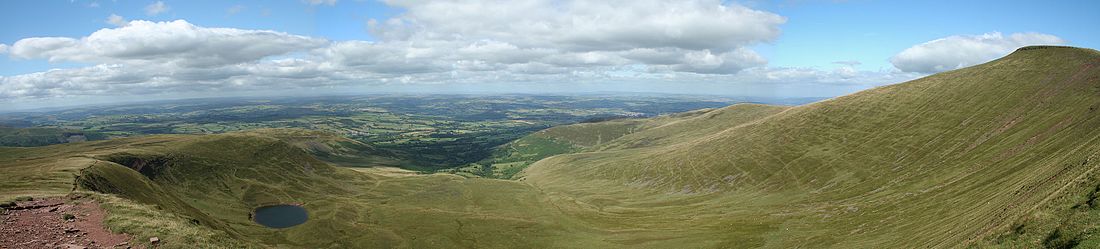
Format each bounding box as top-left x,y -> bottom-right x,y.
0,126 -> 108,147
467,104 -> 787,178
235,128 -> 405,167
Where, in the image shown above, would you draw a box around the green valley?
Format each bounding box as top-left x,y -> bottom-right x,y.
0,94 -> 747,170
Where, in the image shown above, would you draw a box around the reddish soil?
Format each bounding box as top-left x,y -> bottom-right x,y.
1,196 -> 139,249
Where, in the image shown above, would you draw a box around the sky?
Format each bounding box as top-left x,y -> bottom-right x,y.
0,0 -> 1097,111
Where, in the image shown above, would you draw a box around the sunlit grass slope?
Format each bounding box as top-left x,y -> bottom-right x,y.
471,105 -> 786,178
237,128 -> 404,167
521,46 -> 1100,247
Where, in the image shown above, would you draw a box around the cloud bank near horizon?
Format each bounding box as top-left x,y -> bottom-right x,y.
891,32 -> 1065,73
0,0 -> 1065,105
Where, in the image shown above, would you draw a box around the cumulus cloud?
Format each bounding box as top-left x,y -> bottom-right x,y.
363,0 -> 784,75
105,14 -> 127,27
0,44 -> 8,54
145,1 -> 169,16
372,0 -> 784,52
4,1 -> 920,104
9,20 -> 329,68
890,32 -> 1065,73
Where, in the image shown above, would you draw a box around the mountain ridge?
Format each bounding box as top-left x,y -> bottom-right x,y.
519,46 -> 1100,247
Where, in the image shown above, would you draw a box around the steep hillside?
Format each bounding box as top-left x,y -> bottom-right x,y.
521,46 -> 1100,247
456,117 -> 654,178
464,105 -> 786,178
590,103 -> 789,151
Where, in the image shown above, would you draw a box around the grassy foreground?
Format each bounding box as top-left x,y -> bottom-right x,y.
2,46 -> 1099,248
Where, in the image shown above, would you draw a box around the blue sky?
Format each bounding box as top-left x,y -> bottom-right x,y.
0,0 -> 399,75
745,0 -> 1100,71
0,0 -> 1096,110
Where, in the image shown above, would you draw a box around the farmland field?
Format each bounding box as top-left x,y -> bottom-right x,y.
0,94 -> 810,171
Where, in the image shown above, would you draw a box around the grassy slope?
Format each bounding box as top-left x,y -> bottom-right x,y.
1,133 -> 607,248
469,105 -> 786,178
520,46 -> 1100,247
236,128 -> 404,167
460,118 -> 650,178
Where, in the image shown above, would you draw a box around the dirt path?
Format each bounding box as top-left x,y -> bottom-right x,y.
1,196 -> 138,249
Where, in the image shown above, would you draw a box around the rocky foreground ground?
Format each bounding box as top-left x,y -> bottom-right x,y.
1,195 -> 138,249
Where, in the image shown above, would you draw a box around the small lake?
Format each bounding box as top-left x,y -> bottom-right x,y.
252,205 -> 308,228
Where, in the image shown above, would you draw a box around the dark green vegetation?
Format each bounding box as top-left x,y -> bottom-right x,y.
0,95 -> 744,170
0,126 -> 106,147
2,46 -> 1099,248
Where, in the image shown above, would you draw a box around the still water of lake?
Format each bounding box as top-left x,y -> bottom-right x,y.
253,205 -> 308,228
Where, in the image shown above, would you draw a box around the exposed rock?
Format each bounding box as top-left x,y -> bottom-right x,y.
0,197 -> 134,248
61,243 -> 87,249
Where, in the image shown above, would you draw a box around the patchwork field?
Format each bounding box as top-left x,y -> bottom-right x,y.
0,94 -> 751,170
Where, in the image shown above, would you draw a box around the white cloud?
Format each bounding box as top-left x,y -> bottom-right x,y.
9,20 -> 329,68
890,32 -> 1065,73
145,1 -> 169,16
666,49 -> 767,74
10,37 -> 78,60
4,1 -> 924,104
105,14 -> 127,27
361,0 -> 785,75
0,62 -> 345,99
303,0 -> 337,6
0,44 -> 8,54
372,0 -> 784,53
